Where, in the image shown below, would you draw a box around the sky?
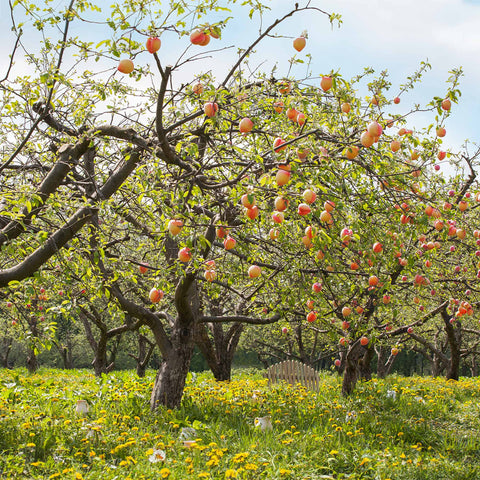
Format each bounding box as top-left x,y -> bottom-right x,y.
0,0 -> 479,160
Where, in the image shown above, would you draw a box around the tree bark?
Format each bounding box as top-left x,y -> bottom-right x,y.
150,273 -> 197,410
195,322 -> 243,381
26,347 -> 38,373
443,309 -> 461,381
150,317 -> 195,409
375,345 -> 389,379
342,344 -> 363,396
0,337 -> 13,368
359,345 -> 375,381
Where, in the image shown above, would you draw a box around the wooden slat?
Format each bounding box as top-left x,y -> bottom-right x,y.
264,360 -> 320,392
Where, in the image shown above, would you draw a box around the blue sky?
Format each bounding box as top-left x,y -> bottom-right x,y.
0,0 -> 479,159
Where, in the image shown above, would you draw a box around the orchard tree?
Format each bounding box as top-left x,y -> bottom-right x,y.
1,0 -> 478,408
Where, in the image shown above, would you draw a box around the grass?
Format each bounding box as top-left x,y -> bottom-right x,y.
1,368 -> 480,479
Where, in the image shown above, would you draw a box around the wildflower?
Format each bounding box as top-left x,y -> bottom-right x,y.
254,416 -> 272,432
345,411 -> 357,422
75,400 -> 89,416
183,440 -> 197,448
225,469 -> 237,478
149,448 -> 166,463
160,468 -> 170,478
179,427 -> 197,440
386,390 -> 397,400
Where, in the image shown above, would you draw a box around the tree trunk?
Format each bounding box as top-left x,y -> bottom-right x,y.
470,356 -> 478,377
132,334 -> 155,378
150,319 -> 195,409
375,345 -> 389,379
342,345 -> 362,396
26,347 -> 38,373
194,322 -> 243,382
342,358 -> 359,396
0,337 -> 13,368
431,353 -> 444,377
359,345 -> 374,381
444,312 -> 461,381
61,346 -> 74,369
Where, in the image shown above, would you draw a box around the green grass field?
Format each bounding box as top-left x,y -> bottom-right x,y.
1,368 -> 480,479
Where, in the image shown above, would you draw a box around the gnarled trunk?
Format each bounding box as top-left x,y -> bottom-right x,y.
150,319 -> 195,409
443,311 -> 461,381
359,345 -> 374,381
375,345 -> 389,379
0,337 -> 13,368
26,347 -> 38,373
195,322 -> 243,382
342,345 -> 363,396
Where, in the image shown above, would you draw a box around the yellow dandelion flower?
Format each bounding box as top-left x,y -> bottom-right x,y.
160,467 -> 170,478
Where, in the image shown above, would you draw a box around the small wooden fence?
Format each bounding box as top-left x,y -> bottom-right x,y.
265,360 -> 320,392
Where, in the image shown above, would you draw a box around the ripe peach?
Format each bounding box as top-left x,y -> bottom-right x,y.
273,101 -> 284,113
391,140 -> 401,152
275,169 -> 291,186
367,121 -> 383,137
286,108 -> 298,121
272,211 -> 284,224
241,193 -> 255,209
224,236 -> 236,250
190,29 -> 207,45
117,59 -> 134,74
168,219 -> 183,236
248,265 -> 261,278
239,117 -> 253,133
204,270 -> 216,282
341,102 -> 351,114
320,210 -> 333,224
274,196 -> 289,212
192,82 -> 204,95
204,102 -> 218,117
269,228 -> 280,240
146,36 -> 161,54
178,247 -> 192,262
298,203 -> 311,216
303,189 -> 316,204
345,145 -> 359,159
361,131 -> 374,148
273,137 -> 287,152
216,226 -> 228,239
324,200 -> 335,212
320,76 -> 333,92
245,206 -> 259,220
293,36 -> 306,52
149,288 -> 164,303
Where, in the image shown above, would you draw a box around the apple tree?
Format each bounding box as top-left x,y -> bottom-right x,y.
1,0 -> 477,408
